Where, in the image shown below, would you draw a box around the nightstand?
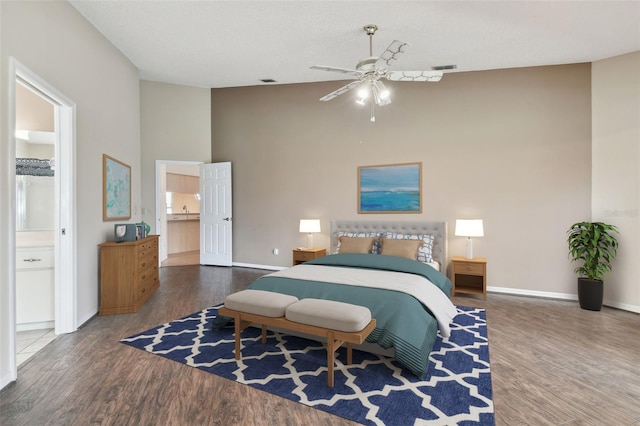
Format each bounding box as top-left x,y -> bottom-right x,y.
451,256 -> 487,300
293,248 -> 326,265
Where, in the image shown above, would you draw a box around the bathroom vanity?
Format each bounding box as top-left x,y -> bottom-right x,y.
16,245 -> 54,331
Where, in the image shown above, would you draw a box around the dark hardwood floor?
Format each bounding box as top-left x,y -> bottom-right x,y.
2,265 -> 639,425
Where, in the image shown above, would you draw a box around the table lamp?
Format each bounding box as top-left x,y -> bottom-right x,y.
299,219 -> 321,249
455,219 -> 484,259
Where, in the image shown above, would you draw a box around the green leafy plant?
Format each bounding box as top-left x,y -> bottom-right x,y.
567,221 -> 619,281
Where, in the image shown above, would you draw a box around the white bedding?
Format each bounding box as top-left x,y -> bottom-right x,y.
333,253 -> 440,271
268,264 -> 457,337
426,260 -> 440,271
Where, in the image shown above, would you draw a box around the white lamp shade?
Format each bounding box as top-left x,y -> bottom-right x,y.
454,219 -> 484,237
299,219 -> 321,233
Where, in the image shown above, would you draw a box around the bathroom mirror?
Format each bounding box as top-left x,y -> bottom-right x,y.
16,79 -> 56,231
15,142 -> 55,231
16,174 -> 55,231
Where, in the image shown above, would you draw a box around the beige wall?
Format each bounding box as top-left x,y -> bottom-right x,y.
16,82 -> 54,132
592,51 -> 640,312
1,1 -> 140,385
212,64 -> 592,297
140,80 -> 211,233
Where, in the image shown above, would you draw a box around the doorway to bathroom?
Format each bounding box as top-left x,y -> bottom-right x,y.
8,59 -> 77,376
14,80 -> 57,365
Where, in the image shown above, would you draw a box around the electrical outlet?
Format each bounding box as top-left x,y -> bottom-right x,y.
273,248 -> 279,255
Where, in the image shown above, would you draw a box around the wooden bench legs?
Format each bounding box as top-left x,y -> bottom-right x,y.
218,306 -> 375,387
233,318 -> 252,360
326,332 -> 351,388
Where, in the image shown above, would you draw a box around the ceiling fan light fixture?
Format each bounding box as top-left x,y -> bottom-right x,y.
356,82 -> 372,105
357,86 -> 369,99
371,80 -> 391,106
378,87 -> 390,100
377,96 -> 391,106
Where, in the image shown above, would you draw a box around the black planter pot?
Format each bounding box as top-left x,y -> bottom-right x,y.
577,278 -> 603,311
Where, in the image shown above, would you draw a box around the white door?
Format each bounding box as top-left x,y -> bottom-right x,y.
200,162 -> 232,266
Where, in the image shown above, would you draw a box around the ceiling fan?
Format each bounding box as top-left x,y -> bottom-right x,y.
310,24 -> 444,121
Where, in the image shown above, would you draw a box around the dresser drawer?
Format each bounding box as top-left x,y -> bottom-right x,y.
16,248 -> 54,270
293,249 -> 326,260
139,245 -> 158,260
138,252 -> 158,270
138,266 -> 159,297
138,238 -> 157,252
455,262 -> 484,275
297,251 -> 317,261
138,264 -> 158,284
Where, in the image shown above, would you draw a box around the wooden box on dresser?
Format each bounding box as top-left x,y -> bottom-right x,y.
98,235 -> 159,315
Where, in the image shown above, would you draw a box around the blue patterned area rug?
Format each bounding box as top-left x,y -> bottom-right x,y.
121,306 -> 494,425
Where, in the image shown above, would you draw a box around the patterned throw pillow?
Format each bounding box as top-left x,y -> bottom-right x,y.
336,231 -> 381,254
383,232 -> 434,263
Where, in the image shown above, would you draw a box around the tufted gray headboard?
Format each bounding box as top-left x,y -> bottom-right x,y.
330,220 -> 448,268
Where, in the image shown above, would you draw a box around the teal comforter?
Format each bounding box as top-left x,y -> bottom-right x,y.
213,253 -> 453,379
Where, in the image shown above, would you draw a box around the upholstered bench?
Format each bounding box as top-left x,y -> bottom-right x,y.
218,289 -> 376,387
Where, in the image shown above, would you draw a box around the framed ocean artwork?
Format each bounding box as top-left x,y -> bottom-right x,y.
103,154 -> 131,221
358,162 -> 422,213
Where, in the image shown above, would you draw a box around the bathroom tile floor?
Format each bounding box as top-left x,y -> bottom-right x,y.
17,328 -> 56,367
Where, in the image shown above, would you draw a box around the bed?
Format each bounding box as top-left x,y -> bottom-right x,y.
214,220 -> 457,379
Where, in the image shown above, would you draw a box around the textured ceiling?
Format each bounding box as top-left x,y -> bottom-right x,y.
69,1 -> 640,89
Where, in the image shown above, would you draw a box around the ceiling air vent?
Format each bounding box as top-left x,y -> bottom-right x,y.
432,65 -> 457,71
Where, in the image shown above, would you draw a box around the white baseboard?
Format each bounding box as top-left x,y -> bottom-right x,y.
603,300 -> 640,314
1,371 -> 16,392
16,321 -> 54,332
487,285 -> 578,301
76,309 -> 96,330
232,262 -> 286,271
488,285 -> 640,313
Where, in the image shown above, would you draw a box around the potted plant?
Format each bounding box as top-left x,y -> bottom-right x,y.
567,221 -> 619,311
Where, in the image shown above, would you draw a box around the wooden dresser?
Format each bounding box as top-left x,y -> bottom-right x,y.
98,235 -> 159,315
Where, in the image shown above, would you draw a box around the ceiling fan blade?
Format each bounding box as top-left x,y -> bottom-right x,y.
319,80 -> 362,102
375,40 -> 409,70
387,70 -> 444,82
310,65 -> 358,76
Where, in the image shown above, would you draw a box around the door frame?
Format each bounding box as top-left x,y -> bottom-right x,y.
4,58 -> 77,384
155,159 -> 203,264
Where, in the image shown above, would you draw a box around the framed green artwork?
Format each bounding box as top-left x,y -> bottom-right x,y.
103,154 -> 131,221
